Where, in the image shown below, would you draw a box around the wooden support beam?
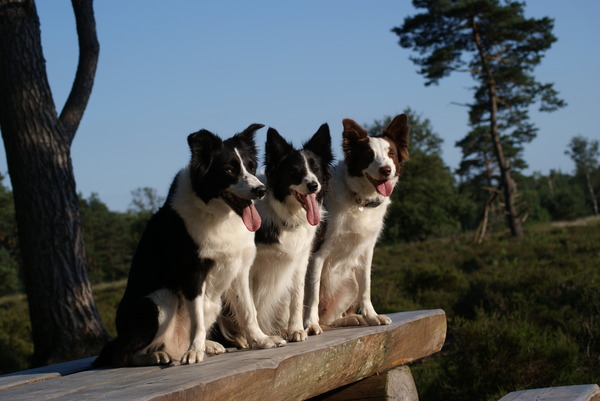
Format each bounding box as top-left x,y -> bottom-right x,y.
311,365 -> 418,401
0,310 -> 446,400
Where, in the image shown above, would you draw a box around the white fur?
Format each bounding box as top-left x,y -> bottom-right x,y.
229,149 -> 265,199
248,152 -> 322,343
305,138 -> 397,335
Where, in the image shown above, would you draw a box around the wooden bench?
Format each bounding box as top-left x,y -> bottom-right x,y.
0,309 -> 446,400
499,385 -> 600,401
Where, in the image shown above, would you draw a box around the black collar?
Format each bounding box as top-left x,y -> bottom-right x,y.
352,192 -> 383,208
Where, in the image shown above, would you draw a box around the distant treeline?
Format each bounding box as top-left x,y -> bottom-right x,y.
0,111 -> 598,297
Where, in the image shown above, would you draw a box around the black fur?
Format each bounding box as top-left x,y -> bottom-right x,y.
94,124 -> 264,367
256,123 -> 333,245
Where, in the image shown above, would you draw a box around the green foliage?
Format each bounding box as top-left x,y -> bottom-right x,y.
566,135 -> 600,175
372,219 -> 600,400
0,282 -> 125,374
0,173 -> 20,295
438,313 -> 580,401
565,135 -> 600,215
80,193 -> 134,283
0,294 -> 32,374
523,171 -> 590,222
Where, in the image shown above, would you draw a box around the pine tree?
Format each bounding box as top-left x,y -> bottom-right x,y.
566,136 -> 599,215
393,0 -> 566,237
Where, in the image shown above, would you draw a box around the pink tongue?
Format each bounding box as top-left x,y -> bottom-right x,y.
377,180 -> 394,197
242,203 -> 261,232
304,193 -> 320,226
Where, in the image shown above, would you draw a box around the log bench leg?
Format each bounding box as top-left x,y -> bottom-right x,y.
310,365 -> 418,401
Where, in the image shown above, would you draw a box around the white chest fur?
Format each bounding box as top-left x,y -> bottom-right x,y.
171,168 -> 256,293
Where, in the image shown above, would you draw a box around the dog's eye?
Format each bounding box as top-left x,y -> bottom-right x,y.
388,151 -> 395,158
225,167 -> 235,175
247,161 -> 256,172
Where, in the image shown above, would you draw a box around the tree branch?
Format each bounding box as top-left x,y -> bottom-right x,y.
59,0 -> 99,144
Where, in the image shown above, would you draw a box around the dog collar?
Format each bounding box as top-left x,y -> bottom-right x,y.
353,192 -> 383,208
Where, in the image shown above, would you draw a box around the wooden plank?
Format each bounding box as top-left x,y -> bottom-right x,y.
311,365 -> 418,401
0,357 -> 96,391
498,384 -> 600,401
0,310 -> 446,401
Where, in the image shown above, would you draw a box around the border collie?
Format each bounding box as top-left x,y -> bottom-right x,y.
94,124 -> 285,367
218,124 -> 333,345
304,114 -> 409,335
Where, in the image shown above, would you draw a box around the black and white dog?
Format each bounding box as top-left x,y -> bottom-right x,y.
304,115 -> 409,334
94,124 -> 285,367
218,124 -> 333,345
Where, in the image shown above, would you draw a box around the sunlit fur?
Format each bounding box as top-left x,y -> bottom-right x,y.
218,123 -> 333,346
94,124 -> 285,367
304,114 -> 409,335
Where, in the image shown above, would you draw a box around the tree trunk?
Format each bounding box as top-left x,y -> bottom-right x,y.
0,0 -> 108,366
585,171 -> 599,215
488,84 -> 524,237
470,15 -> 524,238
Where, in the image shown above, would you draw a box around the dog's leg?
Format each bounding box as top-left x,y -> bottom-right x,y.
324,275 -> 367,327
203,294 -> 227,355
180,284 -> 206,364
227,264 -> 286,349
356,247 -> 391,326
287,257 -> 309,342
128,291 -> 178,366
304,253 -> 326,335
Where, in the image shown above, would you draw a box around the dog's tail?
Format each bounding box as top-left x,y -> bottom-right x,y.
92,338 -> 119,367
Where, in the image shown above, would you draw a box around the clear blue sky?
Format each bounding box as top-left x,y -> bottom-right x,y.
1,1 -> 599,212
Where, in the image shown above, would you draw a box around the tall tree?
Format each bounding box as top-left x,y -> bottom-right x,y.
566,135 -> 599,215
0,0 -> 108,365
393,0 -> 566,237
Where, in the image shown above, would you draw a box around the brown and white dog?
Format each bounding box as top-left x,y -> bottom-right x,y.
304,114 -> 409,334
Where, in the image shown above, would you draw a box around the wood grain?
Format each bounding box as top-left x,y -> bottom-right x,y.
0,310 -> 446,401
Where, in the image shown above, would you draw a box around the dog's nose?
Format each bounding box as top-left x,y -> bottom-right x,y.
252,185 -> 267,199
379,166 -> 392,178
306,181 -> 319,194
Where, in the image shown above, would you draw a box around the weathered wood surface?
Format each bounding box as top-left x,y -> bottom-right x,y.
0,357 -> 96,391
312,365 -> 418,401
498,384 -> 600,401
0,310 -> 445,401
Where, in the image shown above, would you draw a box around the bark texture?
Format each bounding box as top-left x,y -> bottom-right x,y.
0,0 -> 108,366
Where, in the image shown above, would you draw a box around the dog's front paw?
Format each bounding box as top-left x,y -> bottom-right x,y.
305,318 -> 323,336
253,335 -> 286,349
180,349 -> 203,365
364,314 -> 392,326
334,314 -> 366,327
234,336 -> 250,349
288,329 -> 308,342
205,340 -> 226,355
133,351 -> 172,366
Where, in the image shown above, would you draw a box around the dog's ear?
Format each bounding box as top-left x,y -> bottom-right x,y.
304,123 -> 334,167
235,123 -> 264,147
342,118 -> 369,156
265,127 -> 294,171
232,123 -> 264,159
188,129 -> 223,172
383,114 -> 410,161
